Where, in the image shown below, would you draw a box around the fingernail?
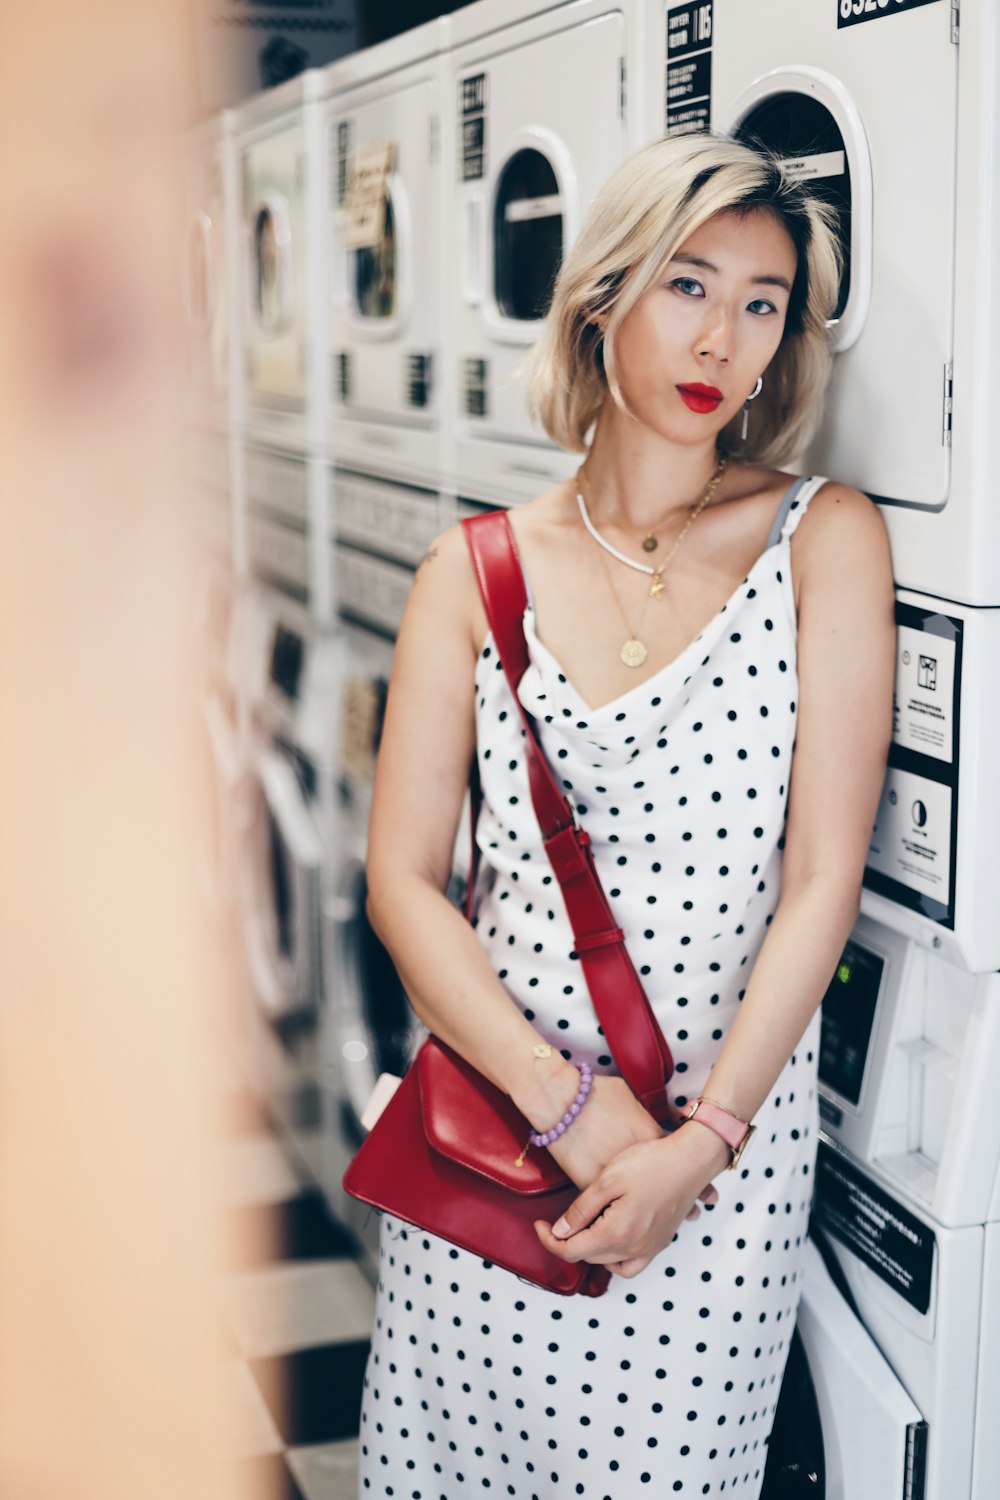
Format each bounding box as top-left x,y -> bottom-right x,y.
552,1217 -> 571,1239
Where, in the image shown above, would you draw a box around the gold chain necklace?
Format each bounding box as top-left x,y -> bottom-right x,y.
575,455 -> 728,667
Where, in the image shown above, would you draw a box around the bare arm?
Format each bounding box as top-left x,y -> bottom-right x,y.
683,483 -> 896,1142
366,524 -> 610,1140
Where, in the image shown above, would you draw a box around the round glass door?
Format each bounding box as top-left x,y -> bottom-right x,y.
252,197 -> 292,333
493,148 -> 564,322
735,94 -> 853,323
353,192 -> 397,321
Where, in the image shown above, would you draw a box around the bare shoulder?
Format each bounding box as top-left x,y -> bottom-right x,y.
795,479 -> 891,568
793,480 -> 895,611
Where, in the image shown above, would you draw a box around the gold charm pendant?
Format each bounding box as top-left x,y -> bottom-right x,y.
648,572 -> 665,600
621,638 -> 648,668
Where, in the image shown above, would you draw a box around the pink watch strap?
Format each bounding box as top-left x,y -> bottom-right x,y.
684,1097 -> 749,1157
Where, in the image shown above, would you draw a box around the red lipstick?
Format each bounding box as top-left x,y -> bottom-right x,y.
676,383 -> 724,414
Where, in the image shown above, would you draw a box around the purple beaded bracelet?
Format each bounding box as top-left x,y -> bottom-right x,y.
527,1061 -> 593,1148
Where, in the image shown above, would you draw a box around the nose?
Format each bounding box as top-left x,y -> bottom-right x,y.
695,305 -> 732,365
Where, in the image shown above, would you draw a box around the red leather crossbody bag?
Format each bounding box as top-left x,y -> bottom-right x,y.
341,510 -> 678,1296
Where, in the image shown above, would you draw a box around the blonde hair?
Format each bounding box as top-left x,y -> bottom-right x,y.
527,133 -> 843,465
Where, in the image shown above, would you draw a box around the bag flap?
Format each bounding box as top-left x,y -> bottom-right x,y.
418,1039 -> 571,1195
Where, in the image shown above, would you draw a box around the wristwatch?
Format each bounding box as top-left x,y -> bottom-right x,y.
683,1096 -> 756,1170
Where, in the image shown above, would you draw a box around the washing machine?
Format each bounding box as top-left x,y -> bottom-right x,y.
762,913 -> 1000,1500
318,476 -> 456,1272
449,0 -> 651,505
235,67 -> 329,456
662,0 -> 1000,607
238,582 -> 341,1080
322,17 -> 453,492
243,438 -> 333,619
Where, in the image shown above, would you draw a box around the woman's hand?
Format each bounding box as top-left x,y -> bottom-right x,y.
521,1065 -> 719,1225
534,1123 -> 730,1277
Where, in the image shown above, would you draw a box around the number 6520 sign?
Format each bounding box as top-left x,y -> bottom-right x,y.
838,0 -> 942,27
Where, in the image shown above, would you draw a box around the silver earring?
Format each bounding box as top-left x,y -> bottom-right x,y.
740,376 -> 764,442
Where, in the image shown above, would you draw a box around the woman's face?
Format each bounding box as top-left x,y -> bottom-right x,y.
609,206 -> 799,446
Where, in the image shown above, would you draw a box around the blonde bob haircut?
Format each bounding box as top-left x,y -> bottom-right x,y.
527,133 -> 843,467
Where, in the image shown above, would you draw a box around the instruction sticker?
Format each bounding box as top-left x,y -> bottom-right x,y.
666,2 -> 713,137
865,600 -> 962,928
813,1140 -> 935,1315
345,141 -> 396,250
838,0 -> 943,28
893,621 -> 957,764
867,766 -> 953,907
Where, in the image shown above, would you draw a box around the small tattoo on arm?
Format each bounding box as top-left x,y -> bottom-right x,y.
417,546 -> 439,572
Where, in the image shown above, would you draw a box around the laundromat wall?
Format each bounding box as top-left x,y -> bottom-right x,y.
185,7 -> 1000,1498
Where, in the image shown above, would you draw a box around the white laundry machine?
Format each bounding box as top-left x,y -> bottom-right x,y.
318,477 -> 460,1272
238,583 -> 341,1053
322,17 -> 452,492
243,438 -> 332,618
235,68 -> 330,456
680,0 -> 1000,605
770,913 -> 1000,1500
449,0 -> 651,505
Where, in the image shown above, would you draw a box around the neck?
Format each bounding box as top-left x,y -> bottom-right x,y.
582,403 -> 724,532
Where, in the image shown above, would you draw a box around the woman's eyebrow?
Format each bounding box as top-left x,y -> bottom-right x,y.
668,253 -> 792,293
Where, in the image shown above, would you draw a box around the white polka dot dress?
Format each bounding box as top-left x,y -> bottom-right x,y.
357,475 -> 827,1499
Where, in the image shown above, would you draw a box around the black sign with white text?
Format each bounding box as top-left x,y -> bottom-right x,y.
838,0 -> 943,29
814,1140 -> 935,1314
665,2 -> 713,137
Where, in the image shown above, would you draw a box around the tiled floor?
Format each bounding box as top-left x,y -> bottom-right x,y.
214,1077 -> 371,1500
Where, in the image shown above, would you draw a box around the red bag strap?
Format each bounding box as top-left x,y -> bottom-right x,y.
461,509 -> 677,1123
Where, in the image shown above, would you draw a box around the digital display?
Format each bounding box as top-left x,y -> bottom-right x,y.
269,623 -> 304,702
818,939 -> 884,1107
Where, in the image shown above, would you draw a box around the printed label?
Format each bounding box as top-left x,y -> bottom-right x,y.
781,150 -> 847,183
868,767 -> 953,907
460,72 -> 487,181
893,621 -> 956,764
838,0 -> 942,28
865,601 -> 962,927
345,140 -> 396,251
666,1 -> 713,137
814,1140 -> 935,1315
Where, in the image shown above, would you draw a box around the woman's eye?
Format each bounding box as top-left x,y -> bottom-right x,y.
747,299 -> 778,316
670,277 -> 704,297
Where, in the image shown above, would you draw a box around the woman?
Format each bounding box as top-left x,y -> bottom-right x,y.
357,133 -> 895,1498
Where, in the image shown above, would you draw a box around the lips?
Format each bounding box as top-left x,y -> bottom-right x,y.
676,383 -> 724,414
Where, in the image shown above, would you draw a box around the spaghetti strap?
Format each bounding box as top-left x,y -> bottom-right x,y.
764,474 -> 815,549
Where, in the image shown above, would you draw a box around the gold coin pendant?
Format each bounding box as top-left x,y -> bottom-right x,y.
620,638 -> 648,668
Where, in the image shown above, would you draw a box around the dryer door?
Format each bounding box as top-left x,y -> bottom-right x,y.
709,0 -> 957,510
242,742 -> 325,1018
768,1236 -> 925,1500
454,7 -> 629,454
241,117 -> 308,422
332,72 -> 439,425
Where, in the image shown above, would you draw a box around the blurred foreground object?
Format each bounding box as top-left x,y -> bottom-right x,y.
0,4 -> 259,1497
